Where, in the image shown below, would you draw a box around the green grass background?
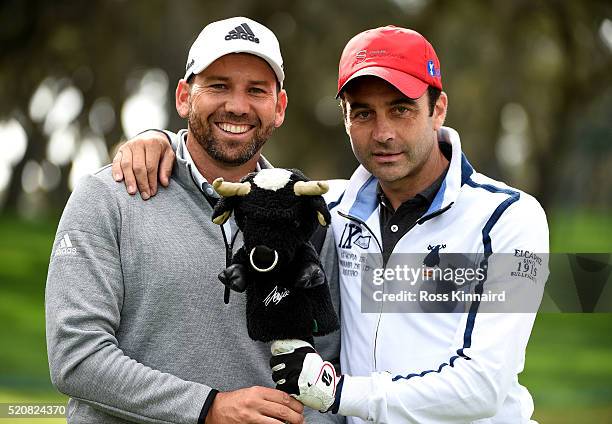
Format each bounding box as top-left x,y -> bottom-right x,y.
0,210 -> 610,423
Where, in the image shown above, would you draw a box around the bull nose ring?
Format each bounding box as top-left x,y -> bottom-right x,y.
249,248 -> 279,272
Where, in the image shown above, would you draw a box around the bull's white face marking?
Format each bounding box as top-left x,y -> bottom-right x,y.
253,168 -> 292,191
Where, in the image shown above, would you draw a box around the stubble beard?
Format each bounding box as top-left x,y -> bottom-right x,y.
188,108 -> 275,166
364,135 -> 435,184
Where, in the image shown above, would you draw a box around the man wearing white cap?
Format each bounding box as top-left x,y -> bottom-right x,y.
116,24 -> 549,424
46,17 -> 342,424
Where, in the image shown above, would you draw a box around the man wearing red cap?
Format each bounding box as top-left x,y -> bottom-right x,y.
114,26 -> 548,424
268,26 -> 548,423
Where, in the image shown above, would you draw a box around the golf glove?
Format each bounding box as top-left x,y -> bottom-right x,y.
270,339 -> 341,412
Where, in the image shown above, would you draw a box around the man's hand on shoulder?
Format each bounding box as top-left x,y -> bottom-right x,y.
270,339 -> 341,413
111,129 -> 175,200
205,386 -> 305,424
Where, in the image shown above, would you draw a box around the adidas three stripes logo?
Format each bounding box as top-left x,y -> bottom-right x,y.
55,233 -> 78,256
225,23 -> 259,43
58,233 -> 72,248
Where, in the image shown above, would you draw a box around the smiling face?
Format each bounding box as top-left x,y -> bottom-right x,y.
176,53 -> 287,166
341,76 -> 447,194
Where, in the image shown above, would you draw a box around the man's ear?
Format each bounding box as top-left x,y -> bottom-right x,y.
433,91 -> 448,131
274,89 -> 288,128
176,79 -> 190,119
340,98 -> 351,136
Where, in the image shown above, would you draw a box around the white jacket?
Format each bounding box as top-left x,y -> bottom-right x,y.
325,127 -> 549,423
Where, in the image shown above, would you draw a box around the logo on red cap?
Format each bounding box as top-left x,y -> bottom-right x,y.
355,50 -> 367,63
427,60 -> 441,78
337,26 -> 443,98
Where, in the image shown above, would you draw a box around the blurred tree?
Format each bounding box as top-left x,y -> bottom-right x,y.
0,0 -> 610,218
1,0 -> 177,212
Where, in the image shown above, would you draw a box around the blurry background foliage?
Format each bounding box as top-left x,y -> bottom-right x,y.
0,0 -> 610,423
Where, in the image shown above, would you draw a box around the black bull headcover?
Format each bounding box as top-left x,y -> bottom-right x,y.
211,168 -> 339,344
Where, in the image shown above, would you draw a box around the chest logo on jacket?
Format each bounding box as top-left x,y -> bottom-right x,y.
338,223 -> 371,250
423,244 -> 447,267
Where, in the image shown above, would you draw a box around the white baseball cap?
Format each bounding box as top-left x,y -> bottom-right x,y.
184,17 -> 284,87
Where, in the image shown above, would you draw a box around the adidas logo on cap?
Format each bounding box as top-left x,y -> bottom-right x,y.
55,233 -> 78,256
225,22 -> 259,43
184,17 -> 284,85
185,58 -> 195,72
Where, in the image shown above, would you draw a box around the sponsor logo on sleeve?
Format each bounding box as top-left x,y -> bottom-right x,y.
55,233 -> 78,256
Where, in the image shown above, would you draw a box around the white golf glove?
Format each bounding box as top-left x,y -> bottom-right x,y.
270,339 -> 342,412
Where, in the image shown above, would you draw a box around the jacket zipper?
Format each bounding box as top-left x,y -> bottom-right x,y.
337,202 -> 455,370
337,210 -> 384,369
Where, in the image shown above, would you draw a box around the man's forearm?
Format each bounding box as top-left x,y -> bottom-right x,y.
50,343 -> 214,423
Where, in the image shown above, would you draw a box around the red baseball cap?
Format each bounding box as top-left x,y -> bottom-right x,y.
337,26 -> 442,99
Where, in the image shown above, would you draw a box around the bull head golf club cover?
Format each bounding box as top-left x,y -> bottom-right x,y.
211,168 -> 339,346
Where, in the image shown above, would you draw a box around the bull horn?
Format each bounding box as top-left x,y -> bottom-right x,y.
317,211 -> 328,226
212,178 -> 251,197
294,180 -> 329,196
212,210 -> 232,225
